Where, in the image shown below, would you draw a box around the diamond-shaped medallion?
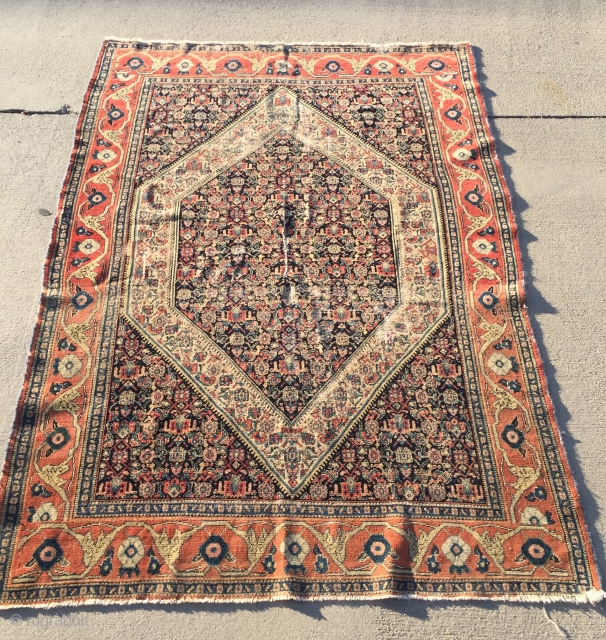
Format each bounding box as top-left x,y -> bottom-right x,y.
174,132 -> 398,419
125,89 -> 448,495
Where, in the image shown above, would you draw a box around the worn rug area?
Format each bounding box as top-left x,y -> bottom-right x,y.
0,41 -> 601,607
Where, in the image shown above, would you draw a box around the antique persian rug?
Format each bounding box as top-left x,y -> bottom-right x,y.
0,40 -> 601,607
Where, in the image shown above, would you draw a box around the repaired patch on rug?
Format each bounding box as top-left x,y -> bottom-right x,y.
0,40 -> 601,607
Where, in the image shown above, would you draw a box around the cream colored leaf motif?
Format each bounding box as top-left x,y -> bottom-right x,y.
315,529 -> 349,564
473,260 -> 497,285
413,531 -> 433,566
447,129 -> 467,144
466,214 -> 490,233
436,85 -> 460,104
248,56 -> 271,75
479,318 -> 504,347
294,58 -> 317,76
398,58 -> 417,73
38,461 -> 70,494
76,531 -> 110,568
71,263 -> 98,283
80,214 -> 106,234
479,532 -> 506,565
151,528 -> 194,568
509,466 -> 541,520
402,529 -> 419,561
110,86 -> 132,102
455,166 -> 482,182
196,57 -> 219,73
511,465 -> 541,493
150,57 -> 172,72
103,129 -> 122,146
66,322 -> 91,345
491,384 -> 518,417
93,168 -> 114,188
51,388 -> 80,414
243,527 -> 274,565
349,58 -> 369,74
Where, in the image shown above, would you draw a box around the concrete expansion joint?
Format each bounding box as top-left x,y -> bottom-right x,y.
488,114 -> 606,119
0,105 -> 76,116
0,108 -> 605,119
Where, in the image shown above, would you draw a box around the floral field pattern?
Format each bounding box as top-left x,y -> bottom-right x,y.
0,41 -> 600,607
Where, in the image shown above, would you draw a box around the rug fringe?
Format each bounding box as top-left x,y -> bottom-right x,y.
102,37 -> 472,50
0,588 -> 603,610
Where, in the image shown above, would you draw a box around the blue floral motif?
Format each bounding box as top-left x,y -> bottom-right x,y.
147,548 -> 161,575
107,104 -> 124,124
87,189 -> 107,207
31,483 -> 52,498
474,546 -> 490,573
32,538 -> 63,572
314,555 -> 329,574
464,188 -> 483,207
50,382 -> 71,395
444,107 -> 462,121
45,423 -> 71,452
526,486 -> 548,502
364,534 -> 391,563
58,338 -> 76,351
313,544 -> 329,573
428,59 -> 445,71
501,417 -> 525,450
478,289 -> 498,311
224,59 -> 242,73
325,60 -> 341,74
199,535 -> 228,566
500,379 -> 522,393
126,57 -> 144,70
426,545 -> 440,574
482,257 -> 499,268
99,548 -> 114,576
535,486 -> 548,500
520,538 -> 552,566
72,287 -> 93,311
263,544 -> 277,574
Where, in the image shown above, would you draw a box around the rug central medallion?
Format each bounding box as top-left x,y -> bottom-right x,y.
176,132 -> 398,416
125,89 -> 447,493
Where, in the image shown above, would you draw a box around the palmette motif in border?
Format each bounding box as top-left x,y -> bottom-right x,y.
0,41 -> 601,607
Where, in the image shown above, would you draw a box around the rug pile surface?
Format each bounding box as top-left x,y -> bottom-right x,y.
0,40 -> 600,607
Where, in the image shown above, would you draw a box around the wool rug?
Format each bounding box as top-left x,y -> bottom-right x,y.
0,40 -> 601,607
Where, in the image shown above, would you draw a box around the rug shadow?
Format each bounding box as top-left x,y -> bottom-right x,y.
2,597 -> 605,626
472,44 -> 606,593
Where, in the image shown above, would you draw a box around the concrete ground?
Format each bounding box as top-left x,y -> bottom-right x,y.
0,1 -> 605,637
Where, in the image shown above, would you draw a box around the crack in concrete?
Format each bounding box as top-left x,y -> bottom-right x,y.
488,115 -> 606,119
0,107 -> 604,119
0,105 -> 75,116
